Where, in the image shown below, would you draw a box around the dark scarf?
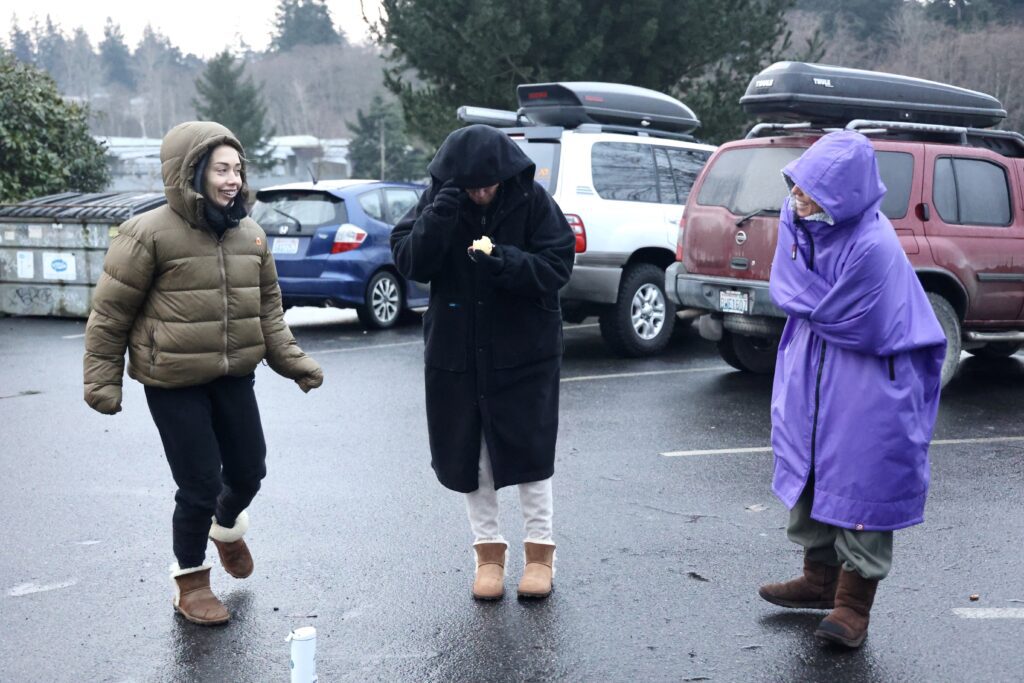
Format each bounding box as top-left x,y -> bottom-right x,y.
193,150 -> 248,238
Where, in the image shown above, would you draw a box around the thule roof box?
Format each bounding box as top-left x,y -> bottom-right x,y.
516,81 -> 700,134
740,62 -> 1006,129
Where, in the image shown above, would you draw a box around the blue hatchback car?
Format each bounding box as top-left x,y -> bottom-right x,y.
251,179 -> 429,329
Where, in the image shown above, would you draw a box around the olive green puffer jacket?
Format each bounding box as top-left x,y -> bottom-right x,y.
83,121 -> 322,414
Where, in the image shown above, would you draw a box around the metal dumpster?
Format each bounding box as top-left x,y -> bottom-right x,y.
0,192 -> 165,317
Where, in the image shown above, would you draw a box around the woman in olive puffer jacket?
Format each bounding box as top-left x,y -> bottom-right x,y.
83,121 -> 323,625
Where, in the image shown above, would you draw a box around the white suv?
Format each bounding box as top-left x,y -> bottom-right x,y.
461,82 -> 715,356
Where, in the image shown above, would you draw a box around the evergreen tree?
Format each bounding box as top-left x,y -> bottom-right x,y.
67,27 -> 98,100
373,0 -> 794,146
33,16 -> 69,88
193,50 -> 276,169
347,95 -> 427,181
8,16 -> 34,63
99,18 -> 135,88
0,53 -> 109,202
270,0 -> 345,52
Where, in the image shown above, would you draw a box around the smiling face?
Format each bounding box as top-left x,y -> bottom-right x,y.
204,145 -> 242,208
790,184 -> 822,219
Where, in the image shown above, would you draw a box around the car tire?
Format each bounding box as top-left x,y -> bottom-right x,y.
599,263 -> 676,357
357,270 -> 403,330
716,330 -> 777,374
966,341 -> 1022,359
926,292 -> 961,388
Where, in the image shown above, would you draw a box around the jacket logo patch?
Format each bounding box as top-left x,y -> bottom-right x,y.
256,237 -> 263,246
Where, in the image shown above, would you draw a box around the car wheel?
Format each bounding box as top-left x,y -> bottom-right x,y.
926,292 -> 961,388
966,341 -> 1022,359
598,263 -> 676,357
357,270 -> 403,330
716,330 -> 777,374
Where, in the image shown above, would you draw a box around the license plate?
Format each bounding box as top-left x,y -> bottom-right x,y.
719,290 -> 749,314
272,237 -> 299,255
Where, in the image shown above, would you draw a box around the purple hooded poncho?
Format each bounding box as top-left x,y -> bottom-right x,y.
768,131 -> 946,532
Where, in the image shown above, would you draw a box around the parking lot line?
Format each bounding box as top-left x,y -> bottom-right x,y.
661,446 -> 773,457
561,366 -> 725,383
952,608 -> 1024,619
661,435 -> 1024,457
314,341 -> 423,354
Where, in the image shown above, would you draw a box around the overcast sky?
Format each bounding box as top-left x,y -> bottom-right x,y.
6,0 -> 383,58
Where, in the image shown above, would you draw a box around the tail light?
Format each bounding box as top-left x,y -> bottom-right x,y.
331,224 -> 367,254
564,213 -> 586,253
675,210 -> 687,261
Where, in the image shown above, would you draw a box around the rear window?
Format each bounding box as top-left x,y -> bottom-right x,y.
513,140 -> 560,193
877,152 -> 914,219
697,147 -> 802,214
252,191 -> 347,233
697,146 -> 915,220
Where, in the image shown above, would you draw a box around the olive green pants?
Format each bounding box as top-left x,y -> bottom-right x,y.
787,482 -> 893,581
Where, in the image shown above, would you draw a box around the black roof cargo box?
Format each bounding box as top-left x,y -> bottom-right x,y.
740,62 -> 1006,129
517,82 -> 700,134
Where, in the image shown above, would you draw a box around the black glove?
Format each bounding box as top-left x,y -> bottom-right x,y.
430,179 -> 462,219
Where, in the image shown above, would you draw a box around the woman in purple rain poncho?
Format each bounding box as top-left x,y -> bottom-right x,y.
757,131 -> 946,649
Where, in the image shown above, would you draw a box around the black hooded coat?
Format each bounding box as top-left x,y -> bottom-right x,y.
391,125 -> 575,492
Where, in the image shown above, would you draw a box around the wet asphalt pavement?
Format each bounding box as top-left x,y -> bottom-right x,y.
1,310 -> 1022,682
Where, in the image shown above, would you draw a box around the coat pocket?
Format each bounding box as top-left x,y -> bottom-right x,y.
423,301 -> 468,372
492,296 -> 562,369
887,356 -> 895,382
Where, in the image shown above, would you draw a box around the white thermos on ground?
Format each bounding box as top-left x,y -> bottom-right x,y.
287,626 -> 318,682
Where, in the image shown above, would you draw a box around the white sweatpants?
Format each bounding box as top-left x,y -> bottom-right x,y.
464,438 -> 553,545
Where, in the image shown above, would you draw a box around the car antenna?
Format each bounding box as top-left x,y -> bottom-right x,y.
308,165 -> 319,185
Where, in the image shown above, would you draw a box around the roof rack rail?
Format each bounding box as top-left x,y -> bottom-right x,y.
745,119 -> 1024,158
571,123 -> 697,142
457,106 -> 532,128
846,119 -> 1024,154
745,122 -> 838,139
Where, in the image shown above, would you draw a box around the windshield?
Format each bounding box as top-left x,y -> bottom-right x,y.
512,140 -> 560,194
252,191 -> 348,233
696,147 -> 803,215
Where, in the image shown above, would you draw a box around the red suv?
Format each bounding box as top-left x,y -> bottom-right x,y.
667,63 -> 1024,387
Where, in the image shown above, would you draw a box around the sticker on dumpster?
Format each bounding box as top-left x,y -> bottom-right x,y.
3,231 -> 14,242
43,252 -> 77,280
17,252 -> 34,279
29,226 -> 43,239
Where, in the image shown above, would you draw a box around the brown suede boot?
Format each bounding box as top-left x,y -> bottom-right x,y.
171,564 -> 229,626
472,542 -> 507,600
517,541 -> 555,599
814,569 -> 879,648
758,557 -> 841,609
209,510 -> 253,579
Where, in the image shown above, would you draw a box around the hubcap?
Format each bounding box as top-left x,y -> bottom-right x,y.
372,277 -> 399,322
631,284 -> 665,341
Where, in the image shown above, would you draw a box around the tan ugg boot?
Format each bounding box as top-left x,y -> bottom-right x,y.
209,510 -> 253,579
517,541 -> 555,599
758,557 -> 841,609
814,569 -> 879,648
472,542 -> 507,600
171,564 -> 229,625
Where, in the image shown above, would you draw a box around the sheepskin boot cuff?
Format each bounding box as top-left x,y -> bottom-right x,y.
209,509 -> 249,543
209,510 -> 254,579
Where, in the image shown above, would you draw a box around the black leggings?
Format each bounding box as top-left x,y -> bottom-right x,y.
145,373 -> 267,568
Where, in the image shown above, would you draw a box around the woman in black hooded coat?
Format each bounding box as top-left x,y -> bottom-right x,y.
391,124 -> 574,600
